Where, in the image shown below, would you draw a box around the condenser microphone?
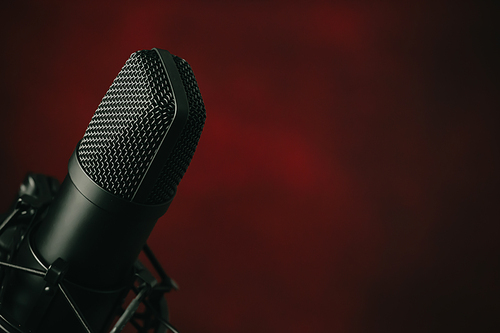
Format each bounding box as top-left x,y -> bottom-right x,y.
0,48 -> 206,332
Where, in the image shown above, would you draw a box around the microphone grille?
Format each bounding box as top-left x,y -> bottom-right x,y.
146,55 -> 206,204
77,50 -> 205,203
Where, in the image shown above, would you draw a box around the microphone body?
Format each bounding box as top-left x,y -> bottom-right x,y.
0,48 -> 206,332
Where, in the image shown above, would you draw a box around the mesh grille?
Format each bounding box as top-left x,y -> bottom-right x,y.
146,56 -> 206,204
78,50 -> 176,201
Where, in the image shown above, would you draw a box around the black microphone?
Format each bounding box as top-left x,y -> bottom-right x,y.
0,48 -> 206,332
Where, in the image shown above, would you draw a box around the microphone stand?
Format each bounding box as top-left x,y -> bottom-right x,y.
0,174 -> 179,333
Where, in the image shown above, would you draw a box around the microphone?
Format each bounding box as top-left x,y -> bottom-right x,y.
0,48 -> 206,332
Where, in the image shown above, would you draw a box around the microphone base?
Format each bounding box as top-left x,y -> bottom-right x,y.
1,227 -> 130,333
0,174 -> 174,333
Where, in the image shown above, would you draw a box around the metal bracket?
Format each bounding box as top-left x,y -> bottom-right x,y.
25,257 -> 69,331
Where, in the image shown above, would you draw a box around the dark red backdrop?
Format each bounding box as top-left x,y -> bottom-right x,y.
0,1 -> 498,332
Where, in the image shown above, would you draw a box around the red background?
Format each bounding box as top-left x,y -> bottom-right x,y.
0,1 -> 499,332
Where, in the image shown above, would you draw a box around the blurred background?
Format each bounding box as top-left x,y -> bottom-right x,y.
0,1 -> 498,332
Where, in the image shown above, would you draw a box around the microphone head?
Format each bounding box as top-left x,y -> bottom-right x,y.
77,49 -> 206,204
